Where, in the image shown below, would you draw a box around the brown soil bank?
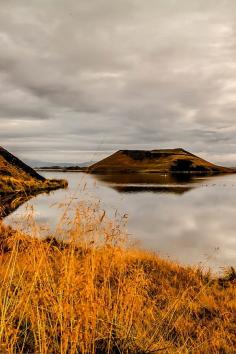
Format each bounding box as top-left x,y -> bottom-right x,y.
88,148 -> 235,174
0,146 -> 68,194
0,203 -> 235,353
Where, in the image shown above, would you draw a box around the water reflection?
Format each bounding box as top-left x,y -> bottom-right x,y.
0,193 -> 34,218
3,172 -> 236,270
0,190 -> 56,218
93,173 -> 206,194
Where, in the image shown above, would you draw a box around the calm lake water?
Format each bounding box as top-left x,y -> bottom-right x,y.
4,171 -> 236,271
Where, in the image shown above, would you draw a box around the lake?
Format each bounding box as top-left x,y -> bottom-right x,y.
3,171 -> 236,271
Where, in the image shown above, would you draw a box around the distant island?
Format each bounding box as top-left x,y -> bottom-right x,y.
0,146 -> 67,195
36,165 -> 87,172
34,161 -> 95,172
88,148 -> 235,174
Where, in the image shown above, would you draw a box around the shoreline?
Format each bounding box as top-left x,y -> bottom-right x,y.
0,178 -> 68,196
36,167 -> 236,175
0,210 -> 235,353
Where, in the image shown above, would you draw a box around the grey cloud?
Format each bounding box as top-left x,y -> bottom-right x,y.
0,0 -> 236,163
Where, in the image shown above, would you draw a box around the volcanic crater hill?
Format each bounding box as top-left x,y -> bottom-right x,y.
88,148 -> 235,174
0,146 -> 67,195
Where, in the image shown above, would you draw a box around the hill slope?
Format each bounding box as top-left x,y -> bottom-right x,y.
88,148 -> 235,174
0,146 -> 45,181
0,146 -> 67,194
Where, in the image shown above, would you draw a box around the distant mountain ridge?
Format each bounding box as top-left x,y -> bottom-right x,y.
24,159 -> 95,168
88,148 -> 235,174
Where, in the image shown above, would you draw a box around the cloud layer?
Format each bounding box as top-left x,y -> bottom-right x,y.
0,0 -> 236,163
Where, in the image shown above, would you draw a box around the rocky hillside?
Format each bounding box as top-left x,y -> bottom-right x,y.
88,148 -> 235,174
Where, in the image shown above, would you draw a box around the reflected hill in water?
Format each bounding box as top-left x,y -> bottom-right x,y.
0,189 -> 57,219
92,173 -> 207,194
0,193 -> 35,218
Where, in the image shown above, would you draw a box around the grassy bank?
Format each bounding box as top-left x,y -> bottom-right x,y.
0,202 -> 235,353
0,175 -> 68,194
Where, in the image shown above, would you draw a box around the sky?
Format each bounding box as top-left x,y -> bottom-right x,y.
0,0 -> 236,164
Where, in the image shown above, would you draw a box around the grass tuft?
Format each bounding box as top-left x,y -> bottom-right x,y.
0,202 -> 235,353
0,175 -> 68,195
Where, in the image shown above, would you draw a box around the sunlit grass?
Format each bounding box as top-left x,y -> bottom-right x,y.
0,201 -> 235,353
0,175 -> 68,194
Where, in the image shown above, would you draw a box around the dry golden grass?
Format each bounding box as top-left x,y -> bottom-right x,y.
0,175 -> 68,194
0,201 -> 235,353
0,151 -> 68,195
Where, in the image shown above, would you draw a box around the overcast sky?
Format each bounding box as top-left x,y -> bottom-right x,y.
0,0 -> 236,164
